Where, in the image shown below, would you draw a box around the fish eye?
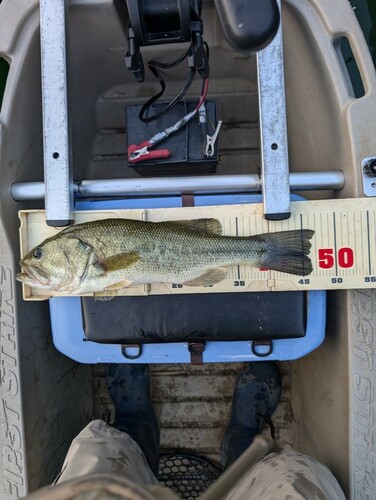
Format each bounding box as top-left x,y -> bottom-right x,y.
33,247 -> 43,259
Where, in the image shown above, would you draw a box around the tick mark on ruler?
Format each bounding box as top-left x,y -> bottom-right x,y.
333,212 -> 338,276
366,210 -> 372,275
300,214 -> 306,276
235,217 -> 240,279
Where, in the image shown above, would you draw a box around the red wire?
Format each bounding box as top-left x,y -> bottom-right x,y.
195,78 -> 209,111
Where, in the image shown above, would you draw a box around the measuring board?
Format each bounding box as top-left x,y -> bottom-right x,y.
19,197 -> 376,300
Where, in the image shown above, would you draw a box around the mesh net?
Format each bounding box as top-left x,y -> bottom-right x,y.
158,453 -> 223,499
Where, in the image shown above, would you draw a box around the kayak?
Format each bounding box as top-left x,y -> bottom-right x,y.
0,0 -> 375,497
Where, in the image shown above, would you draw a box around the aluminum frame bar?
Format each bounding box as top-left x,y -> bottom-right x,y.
257,0 -> 291,220
11,171 -> 345,201
40,0 -> 73,226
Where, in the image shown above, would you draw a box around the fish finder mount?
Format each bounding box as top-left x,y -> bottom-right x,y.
115,0 -> 280,82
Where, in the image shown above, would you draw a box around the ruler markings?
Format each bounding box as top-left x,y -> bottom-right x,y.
362,210 -> 366,275
241,217 -> 246,280
359,212 -> 367,271
345,212 -> 350,277
373,211 -> 376,276
347,212 -> 351,277
333,212 -> 338,276
373,211 -> 375,276
342,212 -> 346,277
239,216 -> 245,279
247,217 -> 251,279
320,213 -> 324,278
235,217 -> 240,280
366,210 -> 371,275
374,211 -> 376,276
352,211 -> 357,277
370,209 -> 373,276
312,212 -> 318,276
363,212 -> 370,274
255,215 -> 261,280
364,210 -> 367,274
223,218 -> 233,280
326,212 -> 330,278
358,211 -> 362,275
342,212 -> 347,278
300,214 -> 305,277
372,210 -> 375,275
359,211 -> 364,275
324,211 -> 328,263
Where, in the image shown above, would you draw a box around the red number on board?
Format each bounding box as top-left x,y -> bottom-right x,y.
337,247 -> 354,268
318,247 -> 354,269
318,248 -> 334,269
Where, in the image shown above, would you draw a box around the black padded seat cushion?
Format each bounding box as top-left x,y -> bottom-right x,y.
82,291 -> 306,344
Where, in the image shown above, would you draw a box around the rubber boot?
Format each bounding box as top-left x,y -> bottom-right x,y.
221,362 -> 281,468
107,363 -> 160,476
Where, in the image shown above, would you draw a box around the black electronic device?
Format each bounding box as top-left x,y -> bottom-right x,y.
114,0 -> 206,82
214,0 -> 280,53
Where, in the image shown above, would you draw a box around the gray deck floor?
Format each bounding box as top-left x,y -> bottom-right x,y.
92,361 -> 293,467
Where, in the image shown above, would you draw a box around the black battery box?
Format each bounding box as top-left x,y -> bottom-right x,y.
126,101 -> 220,176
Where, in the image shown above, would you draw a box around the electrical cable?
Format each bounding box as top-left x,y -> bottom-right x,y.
195,77 -> 209,111
139,42 -> 209,123
139,68 -> 196,122
148,43 -> 193,70
139,44 -> 194,122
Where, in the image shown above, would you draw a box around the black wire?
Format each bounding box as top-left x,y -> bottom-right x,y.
139,44 -> 194,123
148,43 -> 192,70
139,68 -> 196,123
139,41 -> 209,123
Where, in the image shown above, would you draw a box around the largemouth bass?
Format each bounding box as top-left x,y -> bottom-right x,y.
17,218 -> 314,294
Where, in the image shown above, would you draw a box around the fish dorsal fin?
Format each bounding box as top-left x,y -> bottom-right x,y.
170,218 -> 222,235
102,252 -> 139,272
183,267 -> 228,287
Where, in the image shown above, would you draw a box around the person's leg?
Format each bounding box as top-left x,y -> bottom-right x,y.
55,419 -> 158,486
220,362 -> 345,499
56,364 -> 160,486
225,449 -> 346,499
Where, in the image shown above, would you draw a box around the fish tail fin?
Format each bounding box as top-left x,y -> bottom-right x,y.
259,229 -> 314,276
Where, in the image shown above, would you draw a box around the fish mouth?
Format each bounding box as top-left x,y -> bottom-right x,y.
17,262 -> 50,288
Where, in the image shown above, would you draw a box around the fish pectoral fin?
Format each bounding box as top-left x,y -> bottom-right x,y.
103,279 -> 133,291
102,252 -> 140,272
169,218 -> 222,235
183,267 -> 228,287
